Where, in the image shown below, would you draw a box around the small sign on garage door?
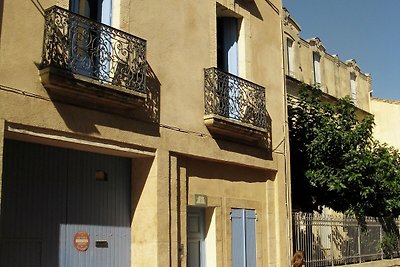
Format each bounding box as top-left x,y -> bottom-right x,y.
74,231 -> 90,252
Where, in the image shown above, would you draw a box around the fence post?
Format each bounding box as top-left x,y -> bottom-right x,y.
331,217 -> 334,267
358,225 -> 362,263
294,213 -> 299,251
380,224 -> 383,260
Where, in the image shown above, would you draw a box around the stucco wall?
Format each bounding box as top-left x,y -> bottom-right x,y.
0,0 -> 290,266
0,0 -> 287,166
371,98 -> 400,149
187,159 -> 269,266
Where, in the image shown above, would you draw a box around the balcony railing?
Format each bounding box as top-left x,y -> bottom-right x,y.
204,67 -> 267,130
41,6 -> 147,93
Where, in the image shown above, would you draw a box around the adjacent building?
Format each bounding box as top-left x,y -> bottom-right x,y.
282,4 -> 367,262
371,98 -> 400,149
281,7 -> 400,156
282,7 -> 372,113
282,7 -> 400,267
0,0 -> 291,266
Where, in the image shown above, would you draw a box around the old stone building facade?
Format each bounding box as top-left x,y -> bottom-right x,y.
282,7 -> 372,113
282,7 -> 400,159
0,0 -> 291,266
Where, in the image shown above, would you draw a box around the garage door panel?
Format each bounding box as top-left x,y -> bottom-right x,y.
66,149 -> 131,226
0,139 -> 131,267
1,140 -> 68,267
65,149 -> 131,267
0,240 -> 42,267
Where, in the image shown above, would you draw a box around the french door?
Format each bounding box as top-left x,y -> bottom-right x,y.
217,17 -> 240,119
69,0 -> 112,80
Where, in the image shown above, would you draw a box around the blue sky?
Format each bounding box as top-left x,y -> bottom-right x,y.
282,0 -> 400,100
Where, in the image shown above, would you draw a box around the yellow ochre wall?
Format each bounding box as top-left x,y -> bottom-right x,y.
371,98 -> 400,149
0,0 -> 291,266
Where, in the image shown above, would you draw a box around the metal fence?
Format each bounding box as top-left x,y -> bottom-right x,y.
293,212 -> 400,266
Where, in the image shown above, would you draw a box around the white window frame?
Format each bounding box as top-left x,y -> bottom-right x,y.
287,38 -> 295,77
313,52 -> 321,85
350,73 -> 357,105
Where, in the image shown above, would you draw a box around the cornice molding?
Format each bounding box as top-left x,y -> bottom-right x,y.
282,7 -> 301,32
308,37 -> 326,53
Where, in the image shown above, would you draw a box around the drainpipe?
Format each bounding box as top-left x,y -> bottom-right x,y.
279,8 -> 293,267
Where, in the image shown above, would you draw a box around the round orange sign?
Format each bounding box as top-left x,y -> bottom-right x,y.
74,231 -> 90,252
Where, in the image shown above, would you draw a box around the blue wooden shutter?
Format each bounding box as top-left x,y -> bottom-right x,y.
232,209 -> 246,267
231,209 -> 256,267
245,210 -> 256,267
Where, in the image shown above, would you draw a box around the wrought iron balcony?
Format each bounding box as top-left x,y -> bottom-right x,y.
204,67 -> 269,142
40,6 -> 147,110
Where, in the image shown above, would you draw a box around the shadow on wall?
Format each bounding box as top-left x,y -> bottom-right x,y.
33,1 -> 161,136
130,156 -> 155,221
30,0 -> 45,16
214,111 -> 272,160
187,158 -> 275,183
230,0 -> 263,21
36,60 -> 161,137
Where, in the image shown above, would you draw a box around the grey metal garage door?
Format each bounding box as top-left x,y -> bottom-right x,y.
0,139 -> 131,267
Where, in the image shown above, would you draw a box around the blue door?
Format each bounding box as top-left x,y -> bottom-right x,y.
0,140 -> 131,267
231,209 -> 256,267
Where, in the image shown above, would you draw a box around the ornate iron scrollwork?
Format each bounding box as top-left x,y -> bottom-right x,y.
204,67 -> 267,129
41,6 -> 147,93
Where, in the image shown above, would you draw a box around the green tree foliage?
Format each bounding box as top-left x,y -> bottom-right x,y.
288,85 -> 400,223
